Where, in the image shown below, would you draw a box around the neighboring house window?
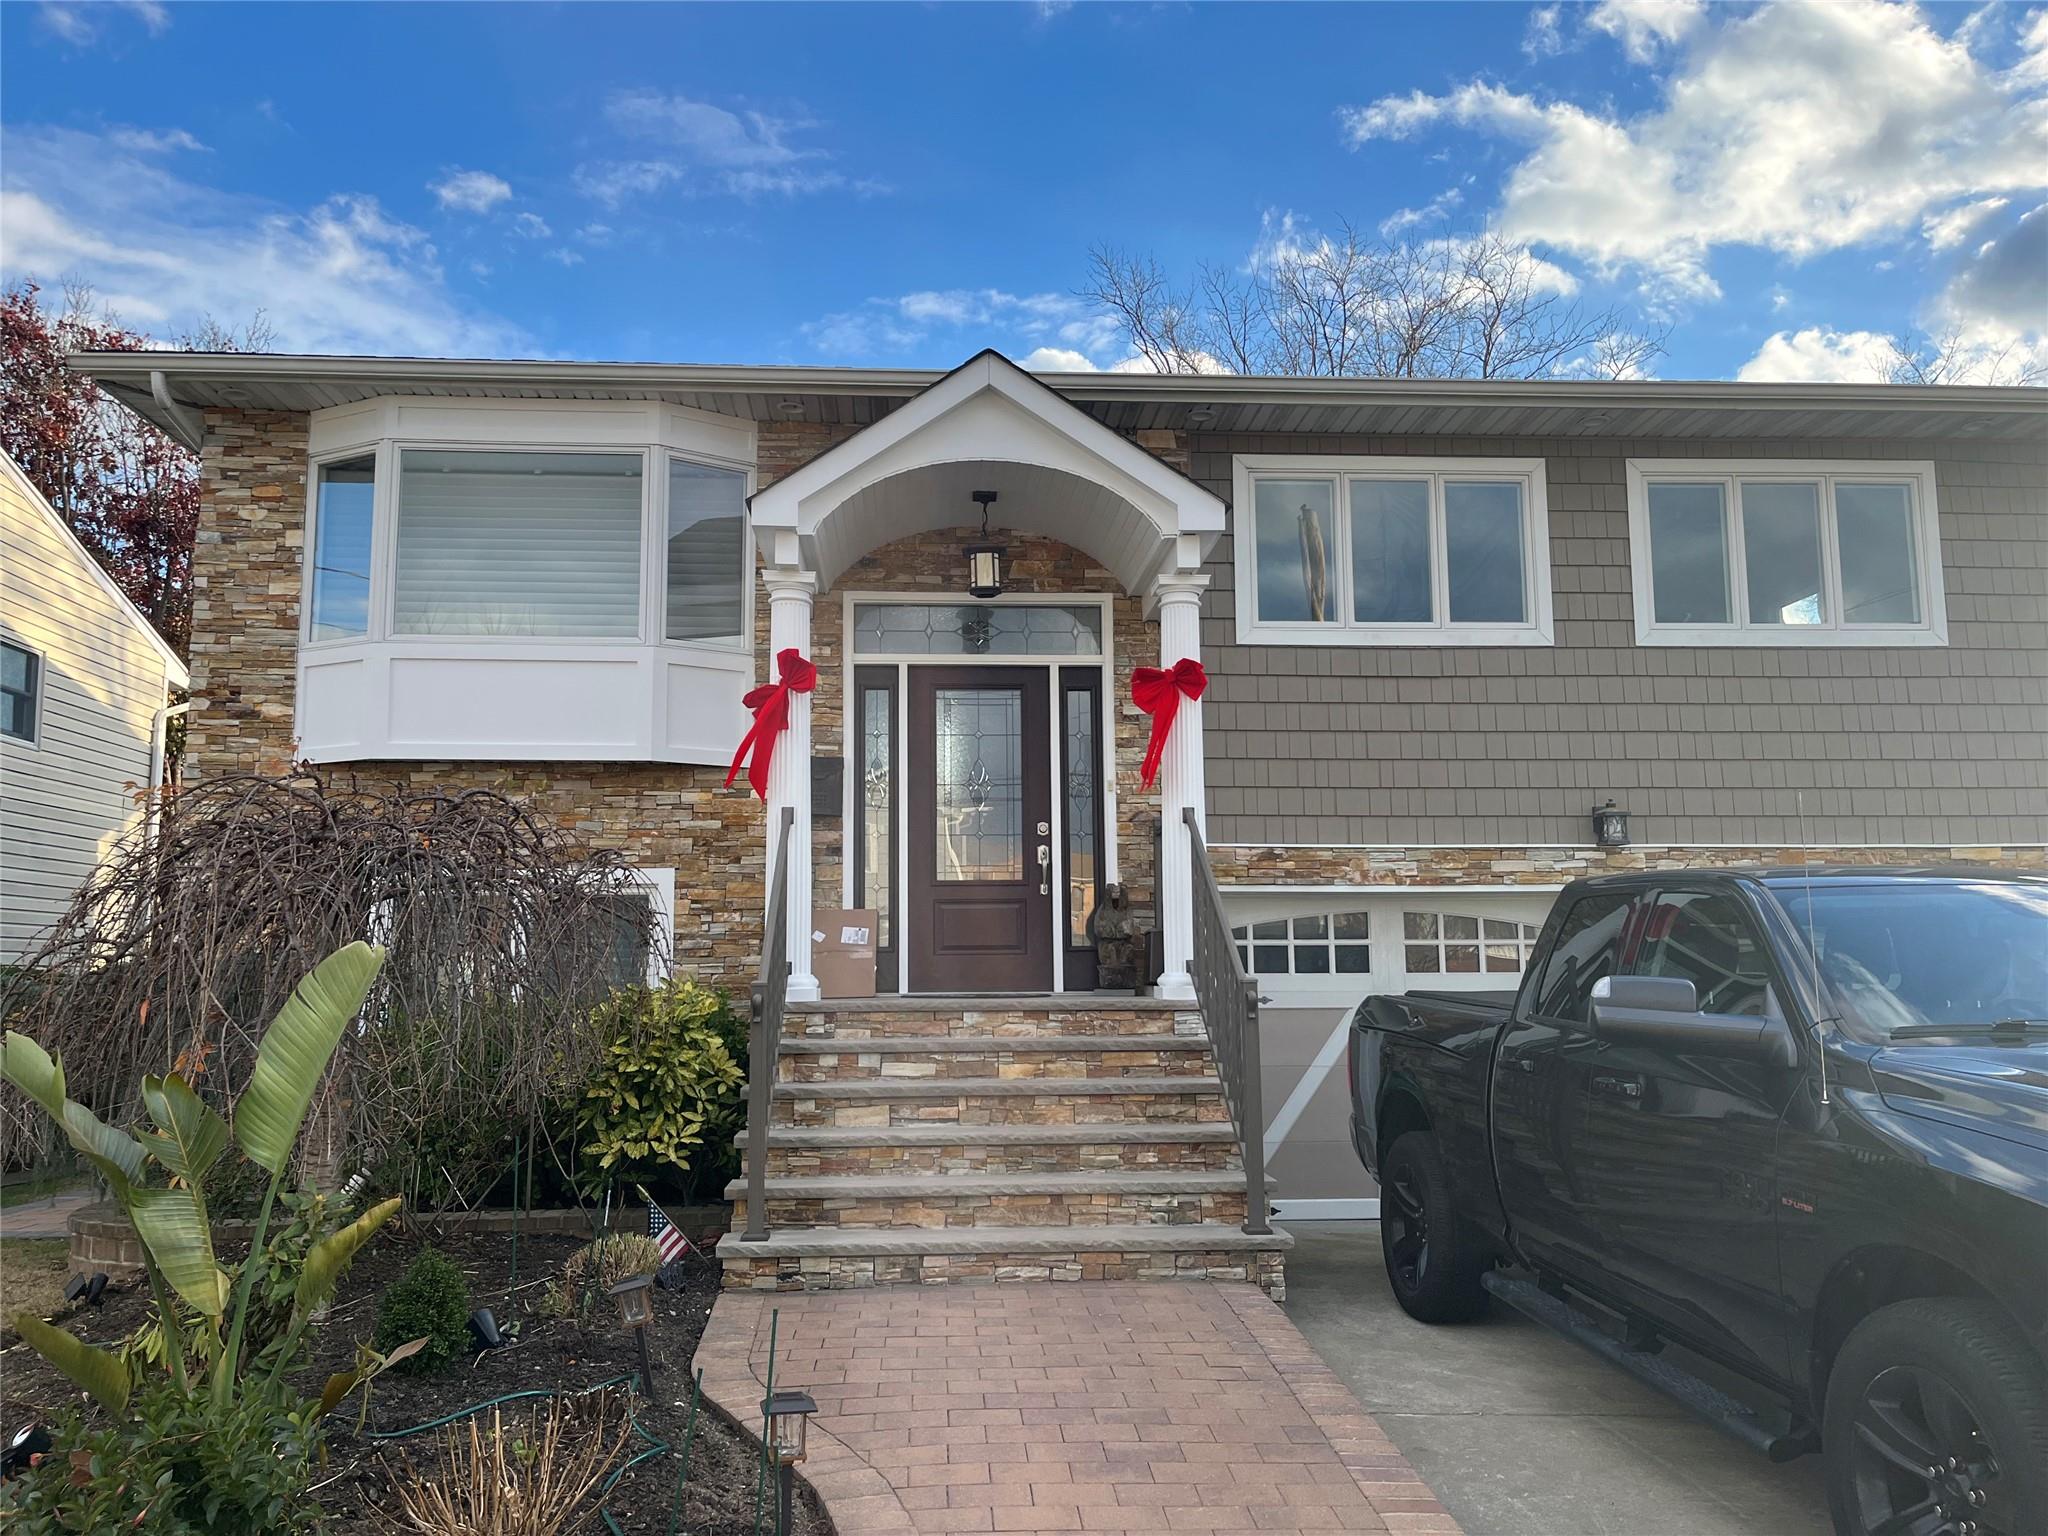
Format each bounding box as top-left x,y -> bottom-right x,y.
1625,460 -> 1947,646
310,455 -> 376,640
1231,911 -> 1373,975
394,449 -> 645,638
665,459 -> 747,646
1232,456 -> 1553,646
1,641 -> 39,743
1402,910 -> 1543,975
601,867 -> 676,987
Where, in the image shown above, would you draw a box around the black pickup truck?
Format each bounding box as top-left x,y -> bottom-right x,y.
1348,867 -> 2048,1536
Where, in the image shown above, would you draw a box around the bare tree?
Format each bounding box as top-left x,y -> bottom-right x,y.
1083,223 -> 1666,380
1883,325 -> 2045,387
174,309 -> 279,353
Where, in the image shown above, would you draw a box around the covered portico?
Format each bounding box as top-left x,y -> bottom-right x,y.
748,351 -> 1226,1002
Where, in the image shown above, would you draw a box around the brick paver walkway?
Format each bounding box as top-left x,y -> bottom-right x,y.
695,1283 -> 1461,1535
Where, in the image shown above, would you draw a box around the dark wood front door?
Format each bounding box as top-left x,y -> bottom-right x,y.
907,666 -> 1054,992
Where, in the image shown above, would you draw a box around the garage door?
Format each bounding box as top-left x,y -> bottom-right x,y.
1223,889 -> 1555,1219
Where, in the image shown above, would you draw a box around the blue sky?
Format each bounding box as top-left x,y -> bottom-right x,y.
3,0 -> 2044,382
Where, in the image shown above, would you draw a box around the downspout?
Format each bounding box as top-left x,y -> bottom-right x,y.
148,699 -> 190,835
148,371 -> 206,452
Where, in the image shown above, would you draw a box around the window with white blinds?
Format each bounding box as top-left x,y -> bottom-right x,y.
394,449 -> 644,638
666,459 -> 746,645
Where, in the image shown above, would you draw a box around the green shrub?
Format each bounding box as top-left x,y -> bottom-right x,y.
578,980 -> 744,1195
374,1249 -> 472,1373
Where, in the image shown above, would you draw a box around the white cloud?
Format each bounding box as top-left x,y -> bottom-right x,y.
576,88 -> 873,206
1585,0 -> 1704,63
1379,185 -> 1464,236
1921,195 -> 2010,251
1522,4 -> 1565,60
803,287 -> 1120,364
1936,201 -> 2048,338
1737,326 -> 1898,382
108,125 -> 206,154
430,168 -> 513,214
1341,0 -> 2048,306
511,211 -> 551,239
545,248 -> 584,268
38,0 -> 167,44
0,124 -> 531,356
1020,347 -> 1096,371
576,223 -> 614,244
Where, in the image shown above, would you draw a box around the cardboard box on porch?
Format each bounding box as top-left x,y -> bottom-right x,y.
812,907 -> 878,998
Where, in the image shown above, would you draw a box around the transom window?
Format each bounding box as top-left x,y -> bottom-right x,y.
1231,911 -> 1373,975
1403,910 -> 1542,975
1626,460 -> 1947,646
850,602 -> 1103,656
1232,456 -> 1553,647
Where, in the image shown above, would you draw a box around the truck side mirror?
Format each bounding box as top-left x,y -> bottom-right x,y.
1590,975 -> 1797,1068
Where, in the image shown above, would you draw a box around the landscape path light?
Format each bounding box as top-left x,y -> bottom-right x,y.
607,1273 -> 657,1394
764,1388 -> 817,1536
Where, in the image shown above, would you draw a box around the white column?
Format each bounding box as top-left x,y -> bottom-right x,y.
764,568 -> 820,1002
1150,571 -> 1209,1002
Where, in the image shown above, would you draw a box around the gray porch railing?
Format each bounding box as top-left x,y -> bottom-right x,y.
1184,808 -> 1272,1236
740,805 -> 795,1244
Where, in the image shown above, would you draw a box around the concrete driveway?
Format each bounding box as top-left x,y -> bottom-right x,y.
1282,1221 -> 1831,1536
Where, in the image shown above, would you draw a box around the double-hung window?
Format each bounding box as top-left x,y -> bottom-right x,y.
1232,456 -> 1552,645
1,640 -> 40,744
1625,460 -> 1946,646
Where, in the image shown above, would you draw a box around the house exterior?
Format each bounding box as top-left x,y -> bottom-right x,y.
74,350 -> 2048,1236
0,450 -> 190,964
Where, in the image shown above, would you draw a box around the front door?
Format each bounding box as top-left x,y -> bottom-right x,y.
907,666 -> 1055,992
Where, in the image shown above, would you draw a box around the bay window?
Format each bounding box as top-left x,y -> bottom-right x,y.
395,450 -> 644,638
665,459 -> 747,645
1626,460 -> 1945,645
310,456 -> 375,640
1233,456 -> 1553,645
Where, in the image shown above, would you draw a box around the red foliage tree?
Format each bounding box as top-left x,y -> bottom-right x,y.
1,282 -> 199,656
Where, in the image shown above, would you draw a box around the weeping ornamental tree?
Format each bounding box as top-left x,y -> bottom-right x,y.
0,773 -> 660,1201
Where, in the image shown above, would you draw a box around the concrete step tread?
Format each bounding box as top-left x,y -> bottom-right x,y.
773,1075 -> 1222,1100
789,995 -> 1191,1015
742,1123 -> 1241,1148
725,1170 -> 1266,1201
779,1033 -> 1208,1055
715,1221 -> 1292,1260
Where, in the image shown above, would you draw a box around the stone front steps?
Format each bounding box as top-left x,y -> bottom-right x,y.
743,1122 -> 1244,1176
718,995 -> 1290,1299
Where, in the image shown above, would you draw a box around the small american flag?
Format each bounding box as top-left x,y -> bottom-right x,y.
640,1186 -> 695,1268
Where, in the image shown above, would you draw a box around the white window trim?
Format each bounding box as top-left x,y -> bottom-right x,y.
1,637 -> 44,748
621,866 -> 677,986
1231,455 -> 1554,647
1625,458 -> 1948,648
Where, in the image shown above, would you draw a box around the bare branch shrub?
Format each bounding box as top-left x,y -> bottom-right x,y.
380,1392 -> 633,1536
0,773 -> 659,1199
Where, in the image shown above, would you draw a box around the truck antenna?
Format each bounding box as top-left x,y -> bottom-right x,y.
1799,791 -> 1831,1109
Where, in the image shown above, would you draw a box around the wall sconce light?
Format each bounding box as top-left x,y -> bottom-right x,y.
764,1389 -> 819,1535
608,1273 -> 657,1393
965,490 -> 1004,599
1592,800 -> 1631,848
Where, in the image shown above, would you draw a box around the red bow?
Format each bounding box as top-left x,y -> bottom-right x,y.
726,648 -> 817,801
1131,657 -> 1207,791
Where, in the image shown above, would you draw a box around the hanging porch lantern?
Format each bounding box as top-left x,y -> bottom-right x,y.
965,490 -> 1005,599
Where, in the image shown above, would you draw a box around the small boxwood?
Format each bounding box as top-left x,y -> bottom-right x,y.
373,1248 -> 472,1373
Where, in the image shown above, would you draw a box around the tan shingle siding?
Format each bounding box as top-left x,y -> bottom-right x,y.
1194,433 -> 2048,848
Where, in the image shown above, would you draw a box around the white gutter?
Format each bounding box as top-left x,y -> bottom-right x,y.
148,698 -> 190,829
150,370 -> 207,452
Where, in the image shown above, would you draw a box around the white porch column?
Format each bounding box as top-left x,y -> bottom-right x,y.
764,568 -> 820,1002
1150,571 -> 1210,1003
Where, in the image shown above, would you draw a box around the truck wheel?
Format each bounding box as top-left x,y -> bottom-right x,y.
1823,1298 -> 2048,1536
1379,1130 -> 1489,1324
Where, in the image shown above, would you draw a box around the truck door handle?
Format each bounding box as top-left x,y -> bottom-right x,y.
1592,1072 -> 1645,1102
1037,843 -> 1050,896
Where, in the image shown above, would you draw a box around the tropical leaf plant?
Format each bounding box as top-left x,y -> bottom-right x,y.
0,943 -> 413,1532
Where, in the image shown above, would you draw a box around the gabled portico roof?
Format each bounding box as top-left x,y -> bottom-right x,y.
748,350 -> 1226,593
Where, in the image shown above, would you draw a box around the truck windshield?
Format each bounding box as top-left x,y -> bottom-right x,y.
1780,881 -> 2048,1038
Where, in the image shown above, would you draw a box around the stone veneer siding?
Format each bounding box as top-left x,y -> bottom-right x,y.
1209,840 -> 2048,888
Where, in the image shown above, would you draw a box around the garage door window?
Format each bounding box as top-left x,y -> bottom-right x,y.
1231,911 -> 1372,975
1404,910 -> 1542,975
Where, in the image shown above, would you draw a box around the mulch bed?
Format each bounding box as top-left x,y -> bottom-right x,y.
0,1227 -> 829,1535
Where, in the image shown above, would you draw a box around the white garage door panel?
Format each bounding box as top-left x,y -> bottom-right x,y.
1225,888 -> 1558,1218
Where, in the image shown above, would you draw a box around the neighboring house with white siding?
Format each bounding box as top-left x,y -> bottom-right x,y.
0,451 -> 189,964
